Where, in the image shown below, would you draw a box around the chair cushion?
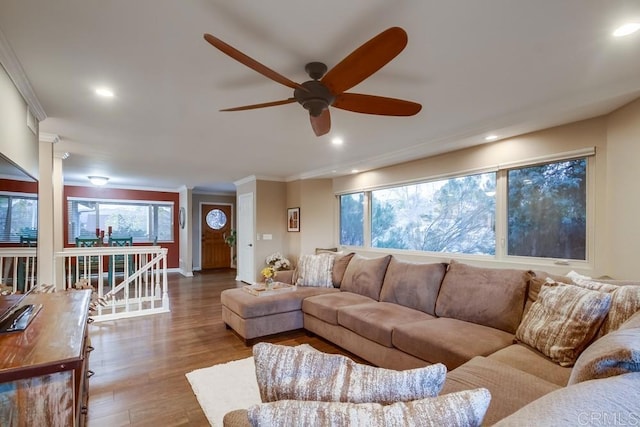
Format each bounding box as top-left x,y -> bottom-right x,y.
435,260 -> 530,334
302,291 -> 375,325
252,342 -> 446,404
337,302 -> 435,347
379,257 -> 446,316
393,317 -> 515,370
340,254 -> 391,300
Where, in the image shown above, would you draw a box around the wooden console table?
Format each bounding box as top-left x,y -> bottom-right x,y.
0,290 -> 92,426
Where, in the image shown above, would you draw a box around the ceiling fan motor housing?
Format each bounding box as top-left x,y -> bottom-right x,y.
294,80 -> 335,117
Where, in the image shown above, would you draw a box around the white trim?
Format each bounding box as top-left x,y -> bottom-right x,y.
234,175 -> 257,187
39,133 -> 60,144
496,147 -> 595,170
0,27 -> 46,121
63,181 -> 181,193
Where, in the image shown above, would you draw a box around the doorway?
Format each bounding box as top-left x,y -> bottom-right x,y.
201,204 -> 232,269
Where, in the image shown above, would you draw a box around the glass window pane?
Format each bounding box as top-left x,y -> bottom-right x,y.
68,198 -> 173,243
507,158 -> 586,260
339,193 -> 364,246
0,195 -> 38,243
371,173 -> 496,254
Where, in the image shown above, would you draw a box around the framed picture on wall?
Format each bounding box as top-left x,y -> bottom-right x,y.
287,207 -> 300,232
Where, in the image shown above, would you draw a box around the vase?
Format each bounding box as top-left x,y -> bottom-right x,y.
265,277 -> 274,289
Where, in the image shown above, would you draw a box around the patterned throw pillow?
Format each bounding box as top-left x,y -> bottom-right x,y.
253,343 -> 446,404
568,275 -> 640,336
248,389 -> 491,427
295,253 -> 335,287
569,311 -> 640,384
515,282 -> 612,366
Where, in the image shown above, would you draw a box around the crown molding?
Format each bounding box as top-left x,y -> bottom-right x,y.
0,28 -> 46,121
39,132 -> 60,144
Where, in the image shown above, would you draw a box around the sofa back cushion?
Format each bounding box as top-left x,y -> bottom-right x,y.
435,260 -> 530,334
379,258 -> 447,316
340,255 -> 392,300
332,252 -> 355,287
568,310 -> 640,384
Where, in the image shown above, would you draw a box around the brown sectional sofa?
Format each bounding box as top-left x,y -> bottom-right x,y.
220,254 -> 640,425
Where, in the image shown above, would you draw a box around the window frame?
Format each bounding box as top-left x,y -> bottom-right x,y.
337,149 -> 594,268
0,191 -> 38,244
67,196 -> 175,244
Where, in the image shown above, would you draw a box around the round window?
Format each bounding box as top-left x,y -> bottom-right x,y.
206,209 -> 227,230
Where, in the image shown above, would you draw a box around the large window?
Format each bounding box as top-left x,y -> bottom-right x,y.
371,173 -> 495,254
508,159 -> 586,260
339,157 -> 589,262
0,193 -> 38,243
68,198 -> 173,244
340,193 -> 364,246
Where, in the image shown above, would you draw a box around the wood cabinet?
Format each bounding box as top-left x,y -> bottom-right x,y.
0,290 -> 92,426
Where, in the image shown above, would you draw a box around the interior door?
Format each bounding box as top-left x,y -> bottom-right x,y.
237,193 -> 255,283
201,204 -> 232,269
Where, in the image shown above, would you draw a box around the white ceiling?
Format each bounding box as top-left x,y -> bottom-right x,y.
1,1 -> 639,193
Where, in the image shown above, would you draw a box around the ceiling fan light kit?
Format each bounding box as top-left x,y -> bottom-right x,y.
204,27 -> 421,136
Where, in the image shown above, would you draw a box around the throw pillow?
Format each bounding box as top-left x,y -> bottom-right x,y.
295,253 -> 335,288
568,275 -> 640,336
253,342 -> 446,404
332,252 -> 355,287
247,388 -> 491,427
515,282 -> 612,366
340,254 -> 392,300
568,311 -> 640,384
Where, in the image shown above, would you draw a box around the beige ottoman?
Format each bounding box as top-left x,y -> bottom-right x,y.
221,286 -> 339,344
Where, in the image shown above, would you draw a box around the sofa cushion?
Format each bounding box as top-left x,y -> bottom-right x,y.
569,311 -> 640,385
435,261 -> 530,334
487,344 -> 572,386
379,258 -> 446,316
337,302 -> 435,347
221,286 -> 338,319
247,389 -> 491,427
515,282 -> 612,366
302,292 -> 375,325
252,343 -> 446,404
340,254 -> 392,300
442,356 -> 560,426
332,252 -> 355,287
494,372 -> 640,427
393,317 -> 515,370
295,253 -> 334,287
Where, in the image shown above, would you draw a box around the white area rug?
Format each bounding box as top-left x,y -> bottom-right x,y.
186,356 -> 261,427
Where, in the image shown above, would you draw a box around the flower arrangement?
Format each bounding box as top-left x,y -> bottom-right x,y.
260,266 -> 277,280
265,252 -> 291,271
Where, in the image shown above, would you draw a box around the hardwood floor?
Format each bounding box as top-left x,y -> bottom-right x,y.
87,269 -> 353,426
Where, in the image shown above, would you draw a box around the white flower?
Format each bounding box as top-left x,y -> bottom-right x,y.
265,252 -> 291,270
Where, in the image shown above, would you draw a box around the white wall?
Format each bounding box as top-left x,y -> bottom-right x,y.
604,98 -> 640,279
0,64 -> 38,177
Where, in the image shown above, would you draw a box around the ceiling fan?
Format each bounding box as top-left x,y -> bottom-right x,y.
203,27 -> 422,137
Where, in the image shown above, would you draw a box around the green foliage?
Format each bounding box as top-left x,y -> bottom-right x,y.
508,159 -> 586,259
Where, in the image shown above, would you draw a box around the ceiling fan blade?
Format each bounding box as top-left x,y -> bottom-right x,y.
220,98 -> 296,112
204,34 -> 306,92
310,109 -> 331,136
321,27 -> 408,95
333,93 -> 421,116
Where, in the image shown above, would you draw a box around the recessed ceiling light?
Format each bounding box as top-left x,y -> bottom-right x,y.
613,22 -> 640,37
485,135 -> 498,141
95,87 -> 114,98
332,137 -> 343,145
88,176 -> 109,186
351,169 -> 359,174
